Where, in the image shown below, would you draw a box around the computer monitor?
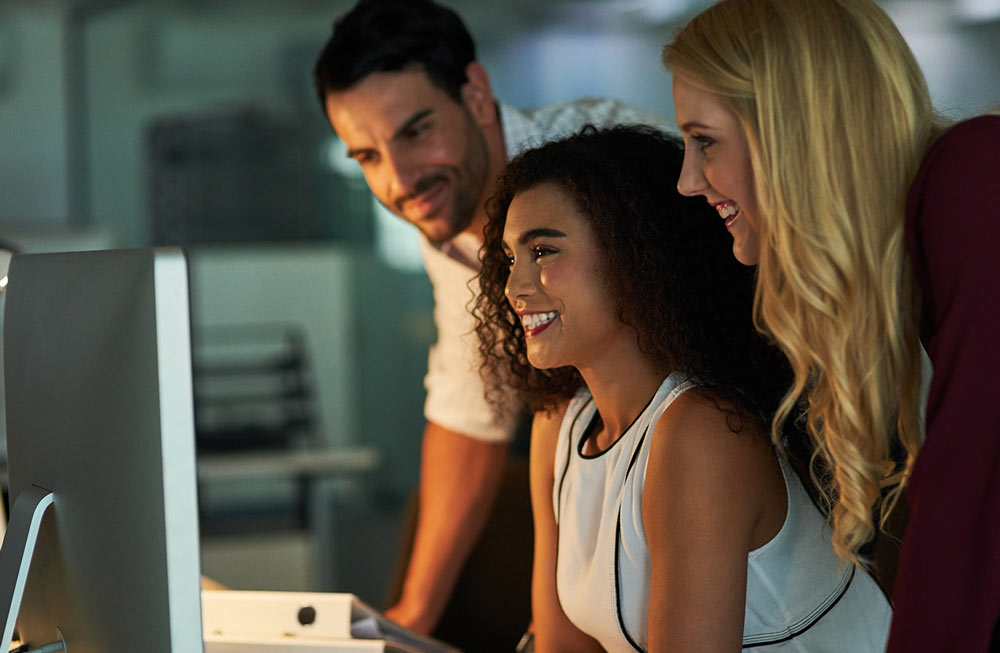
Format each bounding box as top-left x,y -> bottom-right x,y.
0,248 -> 204,652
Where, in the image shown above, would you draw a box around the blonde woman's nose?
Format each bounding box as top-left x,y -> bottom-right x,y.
677,148 -> 707,197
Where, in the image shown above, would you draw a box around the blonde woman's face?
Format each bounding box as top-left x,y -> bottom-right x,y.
673,73 -> 762,266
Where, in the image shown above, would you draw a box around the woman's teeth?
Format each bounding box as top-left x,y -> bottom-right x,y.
522,311 -> 558,330
717,202 -> 740,220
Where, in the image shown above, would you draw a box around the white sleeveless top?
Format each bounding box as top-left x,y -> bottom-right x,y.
554,373 -> 892,652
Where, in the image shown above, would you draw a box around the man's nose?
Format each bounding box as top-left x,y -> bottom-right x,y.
383,148 -> 420,199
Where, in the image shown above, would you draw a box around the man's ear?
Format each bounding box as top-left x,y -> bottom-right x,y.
461,62 -> 497,127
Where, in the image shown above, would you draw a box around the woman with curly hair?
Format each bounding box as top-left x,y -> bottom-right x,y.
664,1 -> 1000,649
474,125 -> 890,652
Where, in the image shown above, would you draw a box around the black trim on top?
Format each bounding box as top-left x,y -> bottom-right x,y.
576,411 -> 603,458
624,429 -> 650,478
577,389 -> 661,460
613,425 -> 652,653
741,565 -> 856,648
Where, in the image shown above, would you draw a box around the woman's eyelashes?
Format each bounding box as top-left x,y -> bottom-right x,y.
531,244 -> 558,260
503,244 -> 559,268
692,133 -> 715,151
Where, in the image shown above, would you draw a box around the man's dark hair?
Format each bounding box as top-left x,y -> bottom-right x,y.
312,0 -> 476,109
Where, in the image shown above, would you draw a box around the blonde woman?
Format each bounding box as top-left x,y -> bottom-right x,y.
663,0 -> 1000,650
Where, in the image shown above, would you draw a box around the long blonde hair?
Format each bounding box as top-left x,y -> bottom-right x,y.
664,0 -> 946,565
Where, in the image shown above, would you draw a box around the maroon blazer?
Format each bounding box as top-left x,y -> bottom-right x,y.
892,115 -> 1000,652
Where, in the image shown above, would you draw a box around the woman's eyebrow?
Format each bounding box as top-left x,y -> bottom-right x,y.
679,120 -> 713,133
517,228 -> 567,245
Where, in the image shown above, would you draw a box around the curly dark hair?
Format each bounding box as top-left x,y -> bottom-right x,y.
474,125 -> 796,439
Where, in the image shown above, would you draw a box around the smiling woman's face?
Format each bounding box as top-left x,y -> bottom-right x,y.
501,182 -> 629,371
673,72 -> 762,266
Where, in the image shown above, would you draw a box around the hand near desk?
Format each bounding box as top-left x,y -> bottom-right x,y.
383,601 -> 433,637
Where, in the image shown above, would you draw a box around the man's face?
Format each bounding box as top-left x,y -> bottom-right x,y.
325,67 -> 490,244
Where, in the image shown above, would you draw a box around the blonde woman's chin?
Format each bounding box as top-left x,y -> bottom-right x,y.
728,215 -> 761,266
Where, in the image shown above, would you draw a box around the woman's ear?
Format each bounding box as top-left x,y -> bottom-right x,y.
462,61 -> 498,127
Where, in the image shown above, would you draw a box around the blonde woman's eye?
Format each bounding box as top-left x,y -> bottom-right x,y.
693,134 -> 715,150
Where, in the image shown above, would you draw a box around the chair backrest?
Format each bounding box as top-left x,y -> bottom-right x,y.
193,324 -> 318,453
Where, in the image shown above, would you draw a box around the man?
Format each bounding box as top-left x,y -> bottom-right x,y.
312,1 -> 664,648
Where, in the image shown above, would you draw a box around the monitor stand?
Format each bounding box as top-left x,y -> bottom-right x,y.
0,485 -> 63,651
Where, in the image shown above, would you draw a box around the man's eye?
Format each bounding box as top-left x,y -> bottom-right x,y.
406,123 -> 430,139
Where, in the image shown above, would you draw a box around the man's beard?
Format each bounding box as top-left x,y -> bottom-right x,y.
388,114 -> 490,244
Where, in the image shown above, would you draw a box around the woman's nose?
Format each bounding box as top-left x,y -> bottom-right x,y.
677,147 -> 707,197
504,257 -> 533,303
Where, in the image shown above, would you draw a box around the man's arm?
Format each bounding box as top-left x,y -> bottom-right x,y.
384,420 -> 509,634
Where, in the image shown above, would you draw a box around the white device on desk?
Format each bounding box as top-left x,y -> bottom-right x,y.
201,590 -> 459,653
0,248 -> 204,652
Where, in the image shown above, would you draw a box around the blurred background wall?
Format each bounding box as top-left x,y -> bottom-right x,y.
1,0 -> 998,604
